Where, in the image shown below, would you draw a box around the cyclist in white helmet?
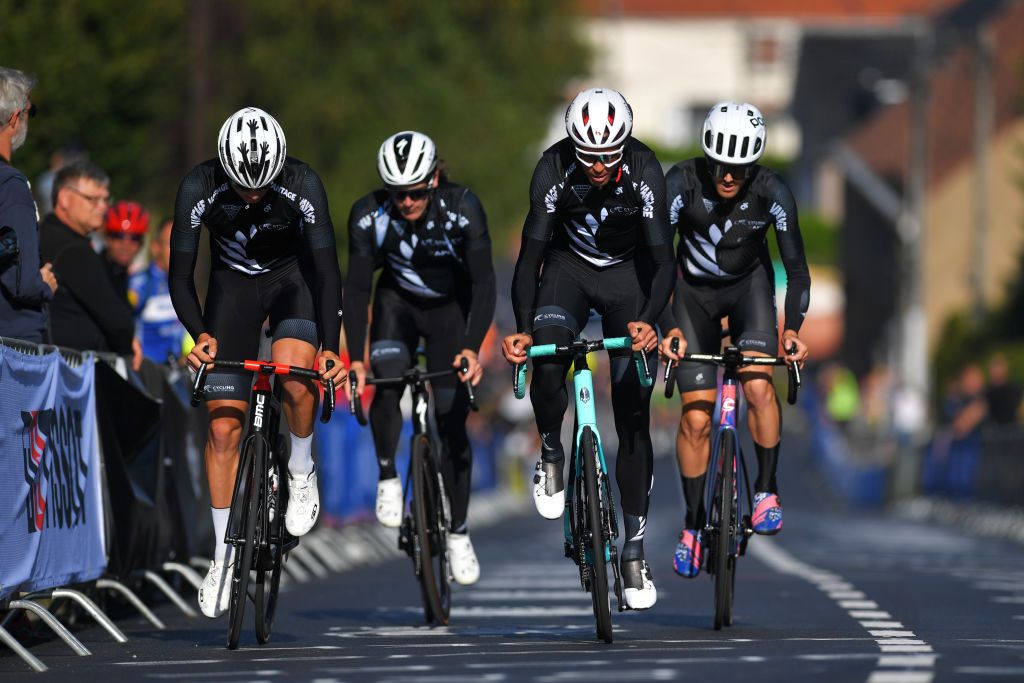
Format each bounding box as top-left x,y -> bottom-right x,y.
502,88 -> 675,610
169,106 -> 344,618
344,130 -> 496,586
656,102 -> 810,579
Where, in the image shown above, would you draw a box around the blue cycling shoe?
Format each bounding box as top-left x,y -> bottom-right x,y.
752,492 -> 783,535
672,529 -> 702,578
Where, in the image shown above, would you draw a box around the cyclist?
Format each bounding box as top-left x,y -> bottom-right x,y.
344,130 -> 495,586
501,88 -> 675,610
657,102 -> 810,579
129,218 -> 192,364
169,107 -> 344,618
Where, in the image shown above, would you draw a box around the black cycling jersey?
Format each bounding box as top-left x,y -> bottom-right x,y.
662,157 -> 810,332
168,157 -> 343,353
343,181 -> 495,362
512,137 -> 675,332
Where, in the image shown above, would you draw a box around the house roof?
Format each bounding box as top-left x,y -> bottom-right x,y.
580,0 -> 960,21
846,0 -> 1023,188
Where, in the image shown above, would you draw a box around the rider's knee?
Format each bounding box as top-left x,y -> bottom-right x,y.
742,377 -> 777,412
680,409 -> 712,442
207,418 -> 242,454
280,376 -> 315,406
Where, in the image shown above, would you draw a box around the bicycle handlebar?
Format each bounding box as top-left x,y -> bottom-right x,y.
662,340 -> 802,405
190,358 -> 337,423
348,358 -> 478,427
513,336 -> 652,400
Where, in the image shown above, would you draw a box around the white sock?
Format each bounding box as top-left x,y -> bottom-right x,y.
211,507 -> 232,564
288,431 -> 314,477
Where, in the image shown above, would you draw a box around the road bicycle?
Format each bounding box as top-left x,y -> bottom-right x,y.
191,358 -> 335,649
514,336 -> 652,643
349,358 -> 477,626
664,340 -> 800,630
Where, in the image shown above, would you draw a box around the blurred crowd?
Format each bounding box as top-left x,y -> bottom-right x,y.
0,67 -> 189,367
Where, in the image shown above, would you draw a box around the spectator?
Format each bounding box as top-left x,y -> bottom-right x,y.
102,200 -> 148,299
129,218 -> 191,364
39,160 -> 133,354
0,66 -> 57,343
34,141 -> 87,216
945,364 -> 988,440
985,352 -> 1022,425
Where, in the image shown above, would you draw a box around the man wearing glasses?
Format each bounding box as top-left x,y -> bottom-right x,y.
344,130 -> 496,586
0,66 -> 57,344
656,102 -> 811,580
39,160 -> 134,354
501,88 -> 675,610
169,107 -> 344,618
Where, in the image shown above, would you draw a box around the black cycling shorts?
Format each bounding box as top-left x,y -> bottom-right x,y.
202,261 -> 320,401
671,264 -> 778,393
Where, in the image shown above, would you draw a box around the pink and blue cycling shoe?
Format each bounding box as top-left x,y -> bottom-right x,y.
672,529 -> 703,578
752,492 -> 783,535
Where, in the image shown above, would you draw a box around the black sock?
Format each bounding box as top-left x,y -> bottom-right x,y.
682,473 -> 706,530
540,430 -> 564,464
621,513 -> 646,562
450,521 -> 467,535
754,441 -> 780,493
379,466 -> 397,481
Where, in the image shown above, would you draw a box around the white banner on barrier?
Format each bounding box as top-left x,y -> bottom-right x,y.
0,347 -> 105,599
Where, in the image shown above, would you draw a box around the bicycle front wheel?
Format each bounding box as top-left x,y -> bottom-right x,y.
255,436 -> 286,644
411,434 -> 451,626
582,427 -> 613,644
227,436 -> 264,649
713,430 -> 736,631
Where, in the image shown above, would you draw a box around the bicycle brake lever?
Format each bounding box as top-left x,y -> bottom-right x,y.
191,361 -> 208,407
514,362 -> 527,399
460,357 -> 479,412
320,359 -> 335,423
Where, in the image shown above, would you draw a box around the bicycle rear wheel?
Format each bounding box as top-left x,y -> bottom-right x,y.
581,427 -> 612,644
411,434 -> 451,625
713,430 -> 736,631
255,436 -> 286,644
227,436 -> 264,649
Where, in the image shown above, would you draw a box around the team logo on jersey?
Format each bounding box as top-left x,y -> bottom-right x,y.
222,204 -> 242,221
740,201 -> 749,210
615,186 -> 624,195
769,201 -> 788,231
702,197 -> 716,213
571,184 -> 591,202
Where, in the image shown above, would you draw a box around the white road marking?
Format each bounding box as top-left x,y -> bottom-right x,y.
877,655 -> 937,667
749,540 -> 936,683
860,621 -> 905,629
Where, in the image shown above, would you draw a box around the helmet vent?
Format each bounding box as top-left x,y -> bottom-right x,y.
740,137 -> 750,158
716,132 -> 724,155
727,134 -> 737,158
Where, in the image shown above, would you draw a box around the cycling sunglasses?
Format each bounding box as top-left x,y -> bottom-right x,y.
574,147 -> 624,168
706,157 -> 754,181
389,187 -> 431,202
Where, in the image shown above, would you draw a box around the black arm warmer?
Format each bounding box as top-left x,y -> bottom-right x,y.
638,242 -> 676,326
463,246 -> 496,353
310,246 -> 342,354
342,253 -> 374,363
511,236 -> 549,333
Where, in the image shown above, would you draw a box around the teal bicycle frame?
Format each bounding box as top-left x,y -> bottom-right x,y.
514,335 -> 652,638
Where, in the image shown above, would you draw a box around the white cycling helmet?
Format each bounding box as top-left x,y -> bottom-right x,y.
377,131 -> 437,187
565,87 -> 632,152
217,107 -> 287,189
702,102 -> 766,166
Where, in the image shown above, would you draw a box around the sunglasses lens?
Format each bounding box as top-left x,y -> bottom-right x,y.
710,161 -> 751,180
391,189 -> 429,201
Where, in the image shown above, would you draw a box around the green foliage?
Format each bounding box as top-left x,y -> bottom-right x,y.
4,0 -> 588,249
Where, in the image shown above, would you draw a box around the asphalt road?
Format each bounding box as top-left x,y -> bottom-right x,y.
3,425 -> 1023,682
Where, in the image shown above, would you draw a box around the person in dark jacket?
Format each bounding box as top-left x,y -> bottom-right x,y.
40,160 -> 133,353
0,66 -> 57,343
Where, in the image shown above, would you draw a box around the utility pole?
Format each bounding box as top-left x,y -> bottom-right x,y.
971,24 -> 995,320
894,19 -> 932,439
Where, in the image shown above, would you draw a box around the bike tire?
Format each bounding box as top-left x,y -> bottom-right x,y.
411,434 -> 450,626
255,436 -> 286,644
713,430 -> 735,631
227,436 -> 263,650
582,427 -> 613,644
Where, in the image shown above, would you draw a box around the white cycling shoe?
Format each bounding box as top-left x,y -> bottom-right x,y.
198,560 -> 232,618
447,532 -> 481,585
285,467 -> 320,537
532,459 -> 565,520
375,477 -> 403,528
621,559 -> 657,610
